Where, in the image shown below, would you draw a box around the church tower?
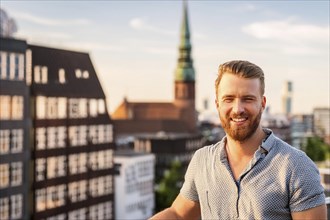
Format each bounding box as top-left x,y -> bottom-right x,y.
174,1 -> 197,132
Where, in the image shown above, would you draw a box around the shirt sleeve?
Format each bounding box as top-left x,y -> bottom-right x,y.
289,153 -> 326,212
180,149 -> 201,202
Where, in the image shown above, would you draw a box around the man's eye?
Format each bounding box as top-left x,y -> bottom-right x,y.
223,99 -> 233,103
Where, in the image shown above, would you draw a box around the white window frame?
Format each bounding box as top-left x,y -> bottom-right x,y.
0,96 -> 11,119
0,197 -> 9,220
11,162 -> 22,187
0,163 -> 9,188
11,129 -> 23,153
0,130 -> 10,154
11,194 -> 23,219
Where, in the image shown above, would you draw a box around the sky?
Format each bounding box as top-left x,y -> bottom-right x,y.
1,0 -> 329,115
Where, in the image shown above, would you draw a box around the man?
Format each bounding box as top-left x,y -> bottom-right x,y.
150,60 -> 327,219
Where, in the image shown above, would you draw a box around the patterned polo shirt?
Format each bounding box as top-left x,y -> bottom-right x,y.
180,129 -> 326,220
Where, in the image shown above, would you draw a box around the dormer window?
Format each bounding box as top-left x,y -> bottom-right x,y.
75,69 -> 89,79
58,68 -> 66,83
75,69 -> 82,78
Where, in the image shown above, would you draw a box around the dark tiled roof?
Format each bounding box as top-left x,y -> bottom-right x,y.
29,44 -> 105,98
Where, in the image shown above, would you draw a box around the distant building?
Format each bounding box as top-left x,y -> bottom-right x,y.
261,108 -> 291,144
112,1 -> 197,135
134,133 -> 205,181
0,37 -> 30,220
290,114 -> 313,149
28,45 -> 116,220
114,150 -> 155,220
313,107 -> 330,145
282,81 -> 293,116
111,2 -> 206,212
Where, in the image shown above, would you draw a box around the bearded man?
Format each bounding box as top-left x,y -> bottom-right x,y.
150,60 -> 327,220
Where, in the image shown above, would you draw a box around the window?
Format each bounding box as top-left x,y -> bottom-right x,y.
47,156 -> 66,179
69,126 -> 87,146
89,178 -> 98,197
26,50 -> 32,85
36,127 -> 46,150
69,208 -> 86,220
105,124 -> 113,143
41,66 -> 48,83
47,157 -> 56,179
69,99 -> 79,118
34,65 -> 48,83
36,189 -> 46,212
11,96 -> 24,119
58,68 -> 66,83
57,126 -> 66,148
47,98 -> 57,119
47,127 -> 56,149
69,153 -> 87,175
0,96 -> 11,119
0,130 -> 10,154
57,97 -> 67,119
0,52 -> 6,79
68,181 -> 79,203
75,69 -> 82,78
0,163 -> 9,188
69,126 -> 79,146
69,154 -> 79,175
34,66 -> 41,83
36,96 -> 46,119
11,162 -> 22,186
11,129 -> 23,153
79,126 -> 87,145
78,153 -> 87,173
98,99 -> 105,114
11,194 -> 23,219
9,53 -> 15,79
89,125 -> 98,144
79,99 -> 87,117
89,99 -> 98,117
82,70 -> 89,79
89,152 -> 98,171
104,175 -> 112,194
45,185 -> 66,209
98,125 -> 105,144
0,197 -> 9,220
46,186 -> 56,209
35,158 -> 46,181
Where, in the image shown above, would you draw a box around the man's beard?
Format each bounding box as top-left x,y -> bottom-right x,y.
220,108 -> 263,142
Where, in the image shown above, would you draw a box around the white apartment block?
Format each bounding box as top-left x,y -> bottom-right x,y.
114,150 -> 155,220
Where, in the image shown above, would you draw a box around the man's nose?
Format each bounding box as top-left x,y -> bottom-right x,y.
232,100 -> 244,114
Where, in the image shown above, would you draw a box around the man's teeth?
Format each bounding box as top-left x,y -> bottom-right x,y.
232,118 -> 246,122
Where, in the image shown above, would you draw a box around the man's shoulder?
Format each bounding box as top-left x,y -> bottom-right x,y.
195,140 -> 223,159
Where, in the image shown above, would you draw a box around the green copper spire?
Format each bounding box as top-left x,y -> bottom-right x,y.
174,0 -> 195,82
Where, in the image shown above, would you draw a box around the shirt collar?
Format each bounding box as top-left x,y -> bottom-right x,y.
218,128 -> 275,160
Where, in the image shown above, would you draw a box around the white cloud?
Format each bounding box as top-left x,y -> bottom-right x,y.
129,17 -> 176,36
242,18 -> 329,44
11,10 -> 91,26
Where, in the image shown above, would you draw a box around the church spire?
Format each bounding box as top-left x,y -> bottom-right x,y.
174,0 -> 195,82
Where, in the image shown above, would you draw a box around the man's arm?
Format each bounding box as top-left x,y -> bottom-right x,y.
291,204 -> 327,220
149,194 -> 201,220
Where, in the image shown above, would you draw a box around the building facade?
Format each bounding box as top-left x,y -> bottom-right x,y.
114,150 -> 155,220
313,107 -> 330,145
28,45 -> 116,220
0,37 -> 30,220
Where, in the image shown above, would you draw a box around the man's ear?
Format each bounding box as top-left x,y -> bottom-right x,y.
262,96 -> 266,110
215,99 -> 219,108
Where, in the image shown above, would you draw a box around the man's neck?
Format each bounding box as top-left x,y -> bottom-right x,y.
226,127 -> 266,159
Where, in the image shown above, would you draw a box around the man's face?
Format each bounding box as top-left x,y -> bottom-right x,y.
216,73 -> 266,142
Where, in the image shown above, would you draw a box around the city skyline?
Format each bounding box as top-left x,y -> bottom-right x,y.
1,0 -> 329,115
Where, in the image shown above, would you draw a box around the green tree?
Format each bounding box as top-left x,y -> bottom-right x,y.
302,136 -> 329,161
155,160 -> 182,212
